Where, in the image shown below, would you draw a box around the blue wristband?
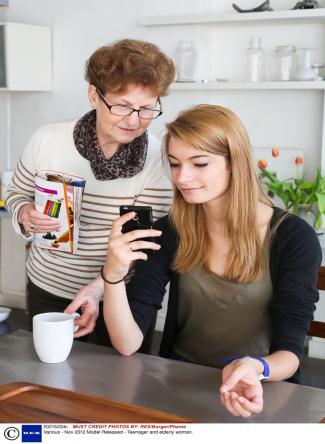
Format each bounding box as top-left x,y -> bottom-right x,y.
221,355 -> 270,381
251,356 -> 270,380
221,355 -> 243,366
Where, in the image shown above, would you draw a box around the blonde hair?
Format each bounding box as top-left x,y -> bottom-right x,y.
165,104 -> 273,283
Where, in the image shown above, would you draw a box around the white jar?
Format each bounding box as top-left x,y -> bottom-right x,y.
246,37 -> 265,82
174,40 -> 197,82
275,45 -> 296,81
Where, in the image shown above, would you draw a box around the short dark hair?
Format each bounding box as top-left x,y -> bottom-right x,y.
85,39 -> 175,96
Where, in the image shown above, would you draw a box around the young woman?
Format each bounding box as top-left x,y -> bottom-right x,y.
102,104 -> 321,417
6,39 -> 175,345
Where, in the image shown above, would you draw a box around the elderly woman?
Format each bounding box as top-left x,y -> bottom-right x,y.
6,39 -> 175,346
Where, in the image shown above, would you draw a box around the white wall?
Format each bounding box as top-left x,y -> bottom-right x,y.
0,0 -> 324,179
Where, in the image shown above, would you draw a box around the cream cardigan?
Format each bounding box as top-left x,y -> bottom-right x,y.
6,120 -> 172,299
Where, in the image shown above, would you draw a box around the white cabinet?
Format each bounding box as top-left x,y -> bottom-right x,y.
0,216 -> 27,309
0,22 -> 52,307
0,22 -> 52,91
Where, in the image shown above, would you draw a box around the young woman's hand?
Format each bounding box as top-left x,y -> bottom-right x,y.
18,202 -> 61,234
103,211 -> 162,282
219,357 -> 264,418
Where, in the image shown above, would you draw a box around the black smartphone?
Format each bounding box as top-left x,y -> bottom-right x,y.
119,205 -> 153,234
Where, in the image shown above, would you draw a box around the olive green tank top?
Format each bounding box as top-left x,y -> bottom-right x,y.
173,235 -> 272,368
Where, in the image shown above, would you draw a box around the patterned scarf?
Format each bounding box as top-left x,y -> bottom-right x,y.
73,110 -> 148,180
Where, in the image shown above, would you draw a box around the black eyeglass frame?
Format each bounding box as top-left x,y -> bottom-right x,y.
96,88 -> 163,120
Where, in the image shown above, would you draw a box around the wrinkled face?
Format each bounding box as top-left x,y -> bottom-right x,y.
88,84 -> 159,146
167,137 -> 231,206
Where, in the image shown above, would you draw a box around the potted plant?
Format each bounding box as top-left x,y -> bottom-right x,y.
258,150 -> 325,231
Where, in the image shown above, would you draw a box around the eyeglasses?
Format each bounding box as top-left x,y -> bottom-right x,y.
96,88 -> 163,120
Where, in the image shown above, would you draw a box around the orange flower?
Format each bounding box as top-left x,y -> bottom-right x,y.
258,159 -> 268,169
272,147 -> 279,158
295,156 -> 303,166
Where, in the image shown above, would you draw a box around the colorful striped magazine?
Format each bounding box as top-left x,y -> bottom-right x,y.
34,170 -> 86,253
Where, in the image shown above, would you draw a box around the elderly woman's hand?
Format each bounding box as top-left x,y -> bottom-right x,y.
64,274 -> 104,337
103,211 -> 162,283
18,202 -> 61,234
219,357 -> 264,418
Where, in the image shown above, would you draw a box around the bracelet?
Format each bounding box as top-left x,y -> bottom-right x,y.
100,266 -> 124,285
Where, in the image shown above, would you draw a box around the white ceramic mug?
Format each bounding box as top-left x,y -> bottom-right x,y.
33,312 -> 78,363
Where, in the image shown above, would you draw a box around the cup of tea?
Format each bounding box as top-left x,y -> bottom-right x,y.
33,312 -> 77,363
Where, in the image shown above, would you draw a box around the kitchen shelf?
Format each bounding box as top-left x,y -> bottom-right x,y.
139,8 -> 325,27
140,7 -> 325,183
170,81 -> 325,91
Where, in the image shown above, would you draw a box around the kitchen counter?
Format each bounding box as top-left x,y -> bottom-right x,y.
0,330 -> 325,423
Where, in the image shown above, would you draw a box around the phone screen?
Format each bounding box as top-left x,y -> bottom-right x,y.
119,205 -> 153,234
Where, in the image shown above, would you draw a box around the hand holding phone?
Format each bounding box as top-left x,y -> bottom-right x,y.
119,205 -> 156,254
104,208 -> 162,283
119,205 -> 153,233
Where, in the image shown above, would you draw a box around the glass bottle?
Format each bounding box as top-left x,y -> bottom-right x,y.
246,37 -> 265,82
295,48 -> 315,81
275,45 -> 296,81
311,63 -> 325,81
174,40 -> 197,82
